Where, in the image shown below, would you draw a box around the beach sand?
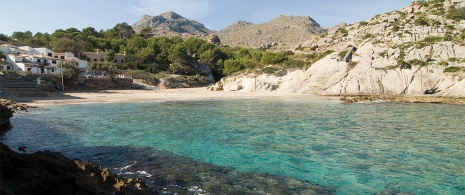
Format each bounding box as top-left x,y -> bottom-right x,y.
10,88 -> 335,107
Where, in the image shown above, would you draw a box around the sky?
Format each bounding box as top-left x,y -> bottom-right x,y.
0,0 -> 411,36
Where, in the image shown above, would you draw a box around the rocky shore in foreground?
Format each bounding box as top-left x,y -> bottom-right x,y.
0,143 -> 153,195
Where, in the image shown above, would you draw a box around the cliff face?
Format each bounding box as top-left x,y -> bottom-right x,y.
221,0 -> 465,97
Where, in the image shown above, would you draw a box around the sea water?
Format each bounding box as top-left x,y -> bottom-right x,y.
2,97 -> 465,194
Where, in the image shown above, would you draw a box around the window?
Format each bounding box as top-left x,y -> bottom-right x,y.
87,58 -> 90,61
55,56 -> 58,58
48,53 -> 52,57
52,60 -> 56,64
60,56 -> 65,60
121,60 -> 124,63
37,59 -> 40,62
94,59 -> 97,62
101,59 -> 104,62
114,59 -> 117,62
76,63 -> 79,67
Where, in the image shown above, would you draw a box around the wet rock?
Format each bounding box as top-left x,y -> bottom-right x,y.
1,99 -> 30,131
0,143 -> 153,195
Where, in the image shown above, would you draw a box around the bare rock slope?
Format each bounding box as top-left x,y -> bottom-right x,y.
218,15 -> 326,49
132,11 -> 214,37
221,0 -> 465,97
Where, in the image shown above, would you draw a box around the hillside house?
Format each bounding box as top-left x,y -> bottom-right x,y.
54,52 -> 89,74
0,44 -> 89,74
84,49 -> 126,64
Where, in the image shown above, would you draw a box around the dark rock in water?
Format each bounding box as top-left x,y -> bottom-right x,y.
0,99 -> 31,133
0,104 -> 13,132
0,143 -> 153,195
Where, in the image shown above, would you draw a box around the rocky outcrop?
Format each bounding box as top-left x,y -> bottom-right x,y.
220,0 -> 465,97
0,104 -> 13,129
218,15 -> 326,49
0,143 -> 152,195
0,99 -> 30,131
132,11 -> 214,37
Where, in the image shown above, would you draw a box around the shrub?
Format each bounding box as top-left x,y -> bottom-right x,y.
363,33 -> 373,40
408,59 -> 427,67
446,7 -> 465,21
398,60 -> 412,69
282,59 -> 306,69
263,67 -> 278,74
338,50 -> 349,60
223,59 -> 244,75
423,36 -> 442,43
438,60 -> 449,66
444,66 -> 464,73
340,28 -> 349,35
379,51 -> 387,58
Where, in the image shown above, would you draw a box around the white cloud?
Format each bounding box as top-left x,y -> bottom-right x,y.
129,0 -> 212,19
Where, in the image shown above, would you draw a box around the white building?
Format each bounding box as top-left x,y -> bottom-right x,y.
1,44 -> 89,75
55,52 -> 89,75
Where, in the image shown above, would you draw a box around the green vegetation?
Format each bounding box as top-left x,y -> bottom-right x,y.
438,60 -> 449,66
444,66 -> 465,73
379,51 -> 387,58
59,61 -> 81,85
338,51 -> 349,60
408,59 -> 428,67
6,24 -> 332,80
339,28 -> 349,36
446,7 -> 465,21
391,25 -> 401,32
362,33 -> 374,40
414,15 -> 429,26
415,36 -> 442,49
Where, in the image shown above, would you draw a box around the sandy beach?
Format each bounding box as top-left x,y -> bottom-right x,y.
9,88 -> 337,107
8,87 -> 465,107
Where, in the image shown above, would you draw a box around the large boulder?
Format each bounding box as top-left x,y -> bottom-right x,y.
0,104 -> 13,129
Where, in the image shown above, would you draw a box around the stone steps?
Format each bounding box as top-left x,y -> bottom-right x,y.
0,79 -> 50,97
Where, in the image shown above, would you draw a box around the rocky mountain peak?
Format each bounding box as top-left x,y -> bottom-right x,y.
218,14 -> 326,49
160,11 -> 183,20
272,15 -> 321,27
132,11 -> 214,37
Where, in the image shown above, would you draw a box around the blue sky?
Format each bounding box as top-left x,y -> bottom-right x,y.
0,0 -> 411,36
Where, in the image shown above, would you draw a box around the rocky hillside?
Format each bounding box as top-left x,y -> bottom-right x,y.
218,15 -> 326,49
220,0 -> 465,97
132,11 -> 214,37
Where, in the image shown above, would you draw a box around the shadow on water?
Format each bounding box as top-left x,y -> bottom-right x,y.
2,117 -> 333,194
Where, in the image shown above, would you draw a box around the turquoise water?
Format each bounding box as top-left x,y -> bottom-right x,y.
3,97 -> 465,194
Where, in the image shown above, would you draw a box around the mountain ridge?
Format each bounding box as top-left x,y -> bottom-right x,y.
132,11 -> 214,37
131,11 -> 327,48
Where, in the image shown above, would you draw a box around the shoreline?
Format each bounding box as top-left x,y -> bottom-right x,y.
9,88 -> 338,107
7,88 -> 465,107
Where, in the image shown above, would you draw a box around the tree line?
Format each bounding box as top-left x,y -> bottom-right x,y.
1,23 -> 315,81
